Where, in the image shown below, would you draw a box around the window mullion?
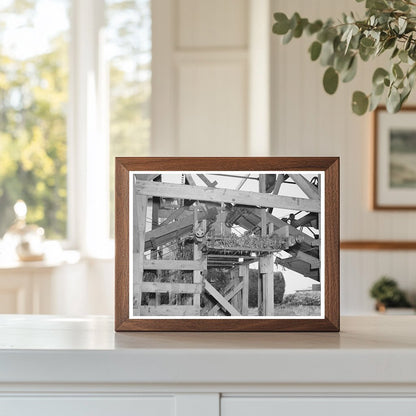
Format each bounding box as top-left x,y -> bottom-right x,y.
69,0 -> 109,256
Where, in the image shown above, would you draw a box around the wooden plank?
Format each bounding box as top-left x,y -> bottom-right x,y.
145,208 -> 216,250
135,180 -> 320,212
197,174 -> 217,187
296,250 -> 320,269
151,188 -> 161,307
142,258 -> 207,271
204,280 -> 241,316
141,282 -> 203,294
259,174 -> 267,236
265,212 -> 319,247
207,281 -> 244,316
140,305 -> 199,316
240,264 -> 249,315
160,206 -> 188,226
259,254 -> 274,316
230,268 -> 241,312
133,195 -> 148,315
289,174 -> 320,200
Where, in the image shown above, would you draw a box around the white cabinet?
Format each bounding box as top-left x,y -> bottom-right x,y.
1,316 -> 416,416
1,396 -> 175,416
221,398 -> 416,416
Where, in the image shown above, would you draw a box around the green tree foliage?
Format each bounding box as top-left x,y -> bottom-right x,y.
0,2 -> 68,238
272,0 -> 416,115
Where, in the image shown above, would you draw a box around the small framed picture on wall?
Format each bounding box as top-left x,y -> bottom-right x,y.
115,157 -> 339,332
374,106 -> 416,209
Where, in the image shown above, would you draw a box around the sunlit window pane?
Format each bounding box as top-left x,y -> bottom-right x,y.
106,0 -> 151,237
0,0 -> 70,239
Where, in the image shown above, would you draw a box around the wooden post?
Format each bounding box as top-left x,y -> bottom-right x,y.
257,262 -> 262,315
239,264 -> 249,315
133,194 -> 148,315
151,194 -> 161,307
193,243 -> 202,315
260,254 -> 274,316
258,174 -> 267,315
230,267 -> 241,313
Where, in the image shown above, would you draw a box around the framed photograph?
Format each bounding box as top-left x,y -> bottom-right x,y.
115,157 -> 339,331
374,106 -> 416,209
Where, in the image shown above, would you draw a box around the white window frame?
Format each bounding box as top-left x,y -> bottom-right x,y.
67,0 -> 112,258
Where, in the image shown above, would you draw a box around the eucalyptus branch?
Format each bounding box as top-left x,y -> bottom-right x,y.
272,0 -> 416,115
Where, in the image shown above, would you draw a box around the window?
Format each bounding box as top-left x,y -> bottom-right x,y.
0,0 -> 70,239
106,0 -> 151,237
0,0 -> 151,251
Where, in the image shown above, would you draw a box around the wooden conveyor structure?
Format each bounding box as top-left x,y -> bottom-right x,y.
132,173 -> 321,317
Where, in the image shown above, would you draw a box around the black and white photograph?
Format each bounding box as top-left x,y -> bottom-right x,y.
129,171 -> 324,318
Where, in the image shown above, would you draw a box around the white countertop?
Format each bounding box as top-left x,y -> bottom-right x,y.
0,315 -> 415,387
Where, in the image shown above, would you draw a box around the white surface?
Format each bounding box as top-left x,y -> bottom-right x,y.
0,315 -> 416,386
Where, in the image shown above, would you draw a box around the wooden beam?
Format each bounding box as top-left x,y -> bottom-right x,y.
160,206 -> 188,226
135,180 -> 320,212
259,174 -> 267,236
271,174 -> 285,195
289,174 -> 320,200
259,254 -> 274,316
240,264 -> 249,315
185,174 -> 196,186
140,305 -> 199,316
265,212 -> 319,247
145,208 -> 217,250
197,174 -> 217,187
142,258 -> 207,271
208,281 -> 244,316
204,280 -> 241,316
141,282 -> 203,294
193,243 -> 202,315
296,250 -> 320,269
230,267 -> 242,312
133,195 -> 148,315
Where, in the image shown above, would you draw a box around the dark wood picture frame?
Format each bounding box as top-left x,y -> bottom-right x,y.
115,157 -> 339,332
373,106 -> 416,210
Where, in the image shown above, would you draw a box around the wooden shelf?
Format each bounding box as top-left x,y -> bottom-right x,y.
341,241 -> 416,250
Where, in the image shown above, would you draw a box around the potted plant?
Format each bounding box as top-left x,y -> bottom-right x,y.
369,276 -> 413,312
272,0 -> 416,115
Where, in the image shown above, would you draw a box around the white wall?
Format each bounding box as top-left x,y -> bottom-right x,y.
52,0 -> 416,317
270,0 -> 416,313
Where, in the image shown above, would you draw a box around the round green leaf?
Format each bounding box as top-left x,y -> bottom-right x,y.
352,91 -> 369,115
372,68 -> 389,86
307,20 -> 323,35
273,13 -> 290,35
323,67 -> 339,95
309,41 -> 322,61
